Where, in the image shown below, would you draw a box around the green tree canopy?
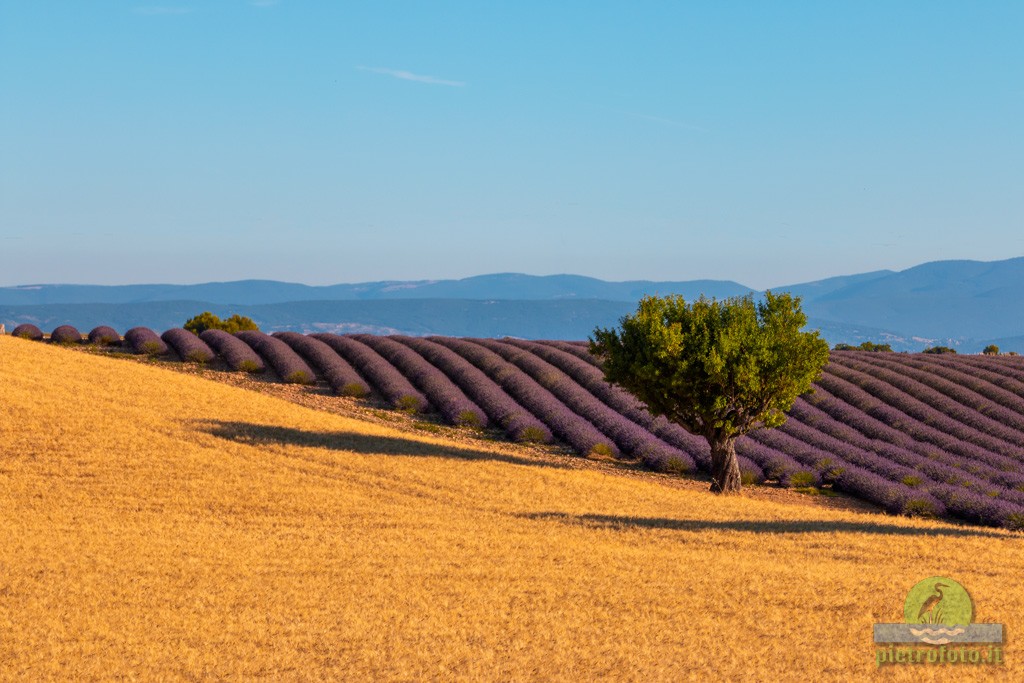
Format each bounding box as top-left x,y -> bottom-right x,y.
922,346 -> 957,355
184,312 -> 259,336
833,341 -> 892,352
591,291 -> 830,494
982,344 -> 1000,356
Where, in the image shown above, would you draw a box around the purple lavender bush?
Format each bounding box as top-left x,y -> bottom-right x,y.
476,338 -> 694,469
273,332 -> 371,397
235,330 -> 316,384
200,329 -> 265,373
394,336 -> 553,443
353,335 -> 488,427
11,324 -> 43,340
429,336 -> 617,457
50,325 -> 83,345
162,328 -> 216,363
310,334 -> 429,411
88,326 -> 120,346
124,327 -> 169,356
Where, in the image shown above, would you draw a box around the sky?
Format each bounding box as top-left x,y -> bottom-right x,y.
1,1 -> 1022,289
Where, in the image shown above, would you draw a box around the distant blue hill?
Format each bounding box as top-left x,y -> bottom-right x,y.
2,256 -> 1023,351
0,274 -> 753,306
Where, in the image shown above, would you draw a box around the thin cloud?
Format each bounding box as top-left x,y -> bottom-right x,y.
357,66 -> 466,87
631,113 -> 706,132
133,6 -> 193,15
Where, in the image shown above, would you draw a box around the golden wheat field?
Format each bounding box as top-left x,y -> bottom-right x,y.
1,335 -> 1022,681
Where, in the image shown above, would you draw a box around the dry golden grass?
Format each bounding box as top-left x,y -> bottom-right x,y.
1,335 -> 1022,681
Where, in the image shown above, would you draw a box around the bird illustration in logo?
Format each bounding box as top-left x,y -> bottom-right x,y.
917,582 -> 949,623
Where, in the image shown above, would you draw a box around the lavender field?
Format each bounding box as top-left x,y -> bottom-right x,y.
20,330 -> 1024,529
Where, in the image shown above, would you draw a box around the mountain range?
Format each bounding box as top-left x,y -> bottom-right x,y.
2,257 -> 1023,352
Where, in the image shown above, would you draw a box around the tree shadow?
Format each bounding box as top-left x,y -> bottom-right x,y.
518,512 -> 1011,538
196,419 -> 568,470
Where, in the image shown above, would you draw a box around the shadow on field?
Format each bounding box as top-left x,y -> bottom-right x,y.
519,512 -> 1009,538
198,420 -> 568,469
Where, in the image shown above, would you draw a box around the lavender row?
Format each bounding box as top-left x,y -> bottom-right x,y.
393,337 -> 553,443
474,338 -> 696,470
11,324 -> 43,340
199,329 -> 266,373
50,325 -> 82,344
273,332 -> 371,397
429,336 -> 617,457
780,399 -> 1024,510
88,326 -> 120,345
900,353 -> 1024,420
793,392 -> 1024,496
817,370 -> 1024,477
235,331 -> 316,385
534,339 -> 603,367
957,354 -> 1024,386
161,328 -> 216,363
353,335 -> 487,427
836,352 -> 1024,448
822,361 -> 1024,468
311,334 -> 429,412
124,327 -> 168,355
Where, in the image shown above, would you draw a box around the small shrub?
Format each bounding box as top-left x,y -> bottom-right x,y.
662,456 -> 689,474
901,475 -> 922,488
396,395 -> 422,412
139,340 -> 164,355
788,470 -> 818,488
340,382 -> 369,398
903,499 -> 938,518
589,443 -> 615,459
1006,513 -> 1024,531
284,370 -> 314,385
516,426 -> 549,443
237,359 -> 262,373
818,458 -> 845,484
740,471 -> 760,486
456,410 -> 484,428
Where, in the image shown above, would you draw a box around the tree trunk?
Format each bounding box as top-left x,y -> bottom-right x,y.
708,435 -> 742,494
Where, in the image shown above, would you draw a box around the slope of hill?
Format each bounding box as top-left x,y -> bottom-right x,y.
1,336 -> 1021,680
800,256 -> 1024,340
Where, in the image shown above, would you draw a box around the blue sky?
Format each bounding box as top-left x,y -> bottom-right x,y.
1,1 -> 1021,288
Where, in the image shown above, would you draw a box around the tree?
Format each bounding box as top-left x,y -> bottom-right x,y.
922,346 -> 956,355
590,291 -> 830,494
982,344 -> 1000,356
184,311 -> 259,335
833,342 -> 892,352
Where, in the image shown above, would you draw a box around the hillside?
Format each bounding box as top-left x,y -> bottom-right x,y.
1,336 -> 1022,680
16,327 -> 1024,528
